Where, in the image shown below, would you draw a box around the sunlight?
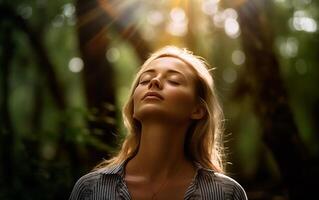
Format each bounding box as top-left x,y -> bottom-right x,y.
232,50 -> 245,65
166,7 -> 188,36
278,37 -> 299,58
223,67 -> 237,83
76,5 -> 104,28
63,3 -> 75,18
201,0 -> 219,15
77,0 -> 233,47
106,47 -> 120,62
224,18 -> 240,38
210,7 -> 240,38
69,57 -> 84,73
141,26 -> 156,41
290,10 -> 317,33
52,14 -> 65,28
147,10 -> 164,26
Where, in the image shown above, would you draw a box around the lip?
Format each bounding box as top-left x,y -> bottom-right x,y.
142,91 -> 164,100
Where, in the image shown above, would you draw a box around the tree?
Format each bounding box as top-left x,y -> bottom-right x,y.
75,0 -> 118,167
235,0 -> 318,198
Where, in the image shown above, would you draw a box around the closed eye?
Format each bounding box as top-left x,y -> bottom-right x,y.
139,80 -> 150,85
168,80 -> 180,85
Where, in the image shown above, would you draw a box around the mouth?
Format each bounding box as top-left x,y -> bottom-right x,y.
142,91 -> 164,100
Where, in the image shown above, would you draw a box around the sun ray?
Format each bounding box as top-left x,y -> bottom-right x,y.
85,25 -> 109,51
77,5 -> 102,28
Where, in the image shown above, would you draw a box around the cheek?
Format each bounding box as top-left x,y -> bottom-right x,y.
132,86 -> 146,114
132,86 -> 142,102
167,88 -> 196,107
132,89 -> 140,117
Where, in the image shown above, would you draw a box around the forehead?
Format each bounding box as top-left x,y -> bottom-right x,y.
142,56 -> 195,77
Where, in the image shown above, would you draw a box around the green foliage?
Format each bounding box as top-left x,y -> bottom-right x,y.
1,0 -> 319,199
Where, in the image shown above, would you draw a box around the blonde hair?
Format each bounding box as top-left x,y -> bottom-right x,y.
95,46 -> 225,173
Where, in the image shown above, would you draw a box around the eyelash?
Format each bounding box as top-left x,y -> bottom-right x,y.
139,80 -> 150,85
168,80 -> 180,85
139,79 -> 180,85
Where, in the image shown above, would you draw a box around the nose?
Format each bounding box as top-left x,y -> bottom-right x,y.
148,77 -> 162,90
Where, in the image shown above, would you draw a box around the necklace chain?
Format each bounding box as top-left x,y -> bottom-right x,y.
150,163 -> 183,200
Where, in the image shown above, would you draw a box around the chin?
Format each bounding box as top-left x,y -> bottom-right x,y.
134,110 -> 188,124
134,108 -> 170,121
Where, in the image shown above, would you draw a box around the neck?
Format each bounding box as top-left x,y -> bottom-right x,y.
127,120 -> 191,180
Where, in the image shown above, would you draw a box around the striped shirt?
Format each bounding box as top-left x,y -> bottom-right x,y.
69,160 -> 248,200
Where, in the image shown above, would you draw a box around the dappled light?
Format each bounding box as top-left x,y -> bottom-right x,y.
167,7 -> 188,36
222,67 -> 237,83
278,37 -> 299,58
232,50 -> 246,65
290,10 -> 317,32
68,57 -> 84,73
17,4 -> 32,19
1,0 -> 319,199
106,47 -> 120,62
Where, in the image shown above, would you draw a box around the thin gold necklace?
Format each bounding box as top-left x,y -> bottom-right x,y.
150,163 -> 183,200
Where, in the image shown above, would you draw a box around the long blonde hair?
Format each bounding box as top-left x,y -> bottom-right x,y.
96,46 -> 225,173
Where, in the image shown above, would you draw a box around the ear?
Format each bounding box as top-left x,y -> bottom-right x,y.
190,104 -> 206,120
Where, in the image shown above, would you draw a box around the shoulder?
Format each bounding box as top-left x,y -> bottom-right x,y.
68,165 -> 123,200
197,170 -> 248,200
68,170 -> 103,200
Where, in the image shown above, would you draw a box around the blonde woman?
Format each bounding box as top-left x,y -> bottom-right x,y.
69,46 -> 248,200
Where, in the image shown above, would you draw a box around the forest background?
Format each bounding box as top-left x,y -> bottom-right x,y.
1,0 -> 318,199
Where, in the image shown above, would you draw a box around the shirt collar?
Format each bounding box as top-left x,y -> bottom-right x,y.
99,158 -> 214,178
100,158 -> 131,177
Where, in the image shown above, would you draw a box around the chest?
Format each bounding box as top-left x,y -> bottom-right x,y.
125,179 -> 192,200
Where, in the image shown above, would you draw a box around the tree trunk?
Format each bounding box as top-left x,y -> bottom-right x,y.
236,0 -> 316,199
0,22 -> 15,190
75,0 -> 118,166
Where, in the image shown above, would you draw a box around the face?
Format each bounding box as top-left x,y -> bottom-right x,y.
132,56 -> 203,123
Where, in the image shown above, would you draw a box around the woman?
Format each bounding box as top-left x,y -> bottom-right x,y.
69,46 -> 248,200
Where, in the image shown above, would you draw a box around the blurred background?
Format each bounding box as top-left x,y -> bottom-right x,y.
0,0 -> 318,199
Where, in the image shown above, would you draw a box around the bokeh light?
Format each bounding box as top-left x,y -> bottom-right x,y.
106,47 -> 120,62
68,57 -> 84,73
166,7 -> 188,36
290,11 -> 317,32
232,50 -> 245,65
